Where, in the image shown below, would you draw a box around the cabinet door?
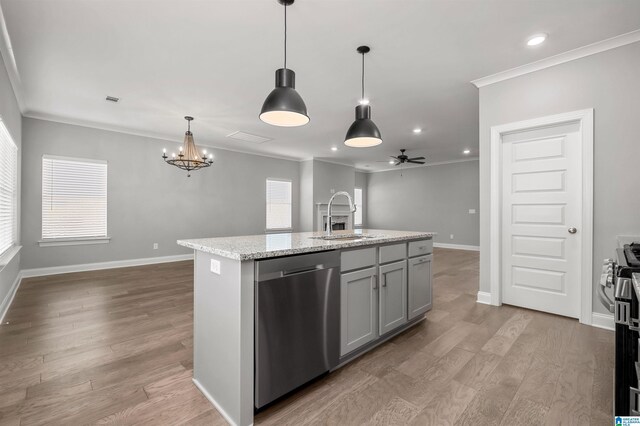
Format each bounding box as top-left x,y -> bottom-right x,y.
379,260 -> 408,335
340,267 -> 378,356
408,255 -> 432,320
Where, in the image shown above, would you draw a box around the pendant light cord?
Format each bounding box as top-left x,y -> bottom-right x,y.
361,51 -> 365,100
284,2 -> 287,69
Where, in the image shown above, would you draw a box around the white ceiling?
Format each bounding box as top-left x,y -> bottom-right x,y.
1,0 -> 639,171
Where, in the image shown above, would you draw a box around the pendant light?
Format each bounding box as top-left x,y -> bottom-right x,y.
344,46 -> 382,147
260,0 -> 309,127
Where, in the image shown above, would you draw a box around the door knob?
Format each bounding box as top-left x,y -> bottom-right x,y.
568,227 -> 577,234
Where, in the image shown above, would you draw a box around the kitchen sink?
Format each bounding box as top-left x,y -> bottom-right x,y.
309,233 -> 382,241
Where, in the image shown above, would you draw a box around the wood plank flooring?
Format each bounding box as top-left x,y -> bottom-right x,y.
0,249 -> 614,425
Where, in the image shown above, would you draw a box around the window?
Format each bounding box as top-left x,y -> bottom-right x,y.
0,121 -> 17,256
266,179 -> 292,231
41,156 -> 108,243
354,187 -> 363,227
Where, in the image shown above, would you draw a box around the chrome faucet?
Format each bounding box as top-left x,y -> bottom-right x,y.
326,191 -> 357,236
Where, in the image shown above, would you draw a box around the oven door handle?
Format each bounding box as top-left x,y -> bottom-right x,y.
597,284 -> 615,313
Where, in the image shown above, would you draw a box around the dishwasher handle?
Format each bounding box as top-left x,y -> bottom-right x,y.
282,265 -> 322,276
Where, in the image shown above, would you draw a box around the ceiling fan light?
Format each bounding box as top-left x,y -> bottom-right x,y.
260,69 -> 309,127
344,104 -> 382,147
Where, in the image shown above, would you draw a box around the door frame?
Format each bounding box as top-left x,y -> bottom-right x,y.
488,109 -> 594,324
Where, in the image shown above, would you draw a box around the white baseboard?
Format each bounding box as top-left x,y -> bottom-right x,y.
433,243 -> 480,251
21,253 -> 194,279
591,312 -> 615,331
0,271 -> 22,323
476,291 -> 493,305
193,378 -> 245,426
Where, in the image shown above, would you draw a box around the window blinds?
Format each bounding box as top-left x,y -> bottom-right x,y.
266,179 -> 292,230
42,156 -> 107,239
0,122 -> 17,256
354,188 -> 363,226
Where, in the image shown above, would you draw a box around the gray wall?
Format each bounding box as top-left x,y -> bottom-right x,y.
298,160 -> 314,232
297,159 -> 358,231
312,160 -> 356,206
478,42 -> 640,315
355,171 -> 368,227
367,161 -> 479,246
0,50 -> 22,311
21,118 -> 300,269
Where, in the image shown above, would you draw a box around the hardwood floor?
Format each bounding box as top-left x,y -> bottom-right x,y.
0,249 -> 613,425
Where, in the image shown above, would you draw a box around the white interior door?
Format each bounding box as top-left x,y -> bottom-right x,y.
501,121 -> 582,318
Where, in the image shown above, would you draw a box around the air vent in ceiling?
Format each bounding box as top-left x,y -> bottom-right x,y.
226,131 -> 272,144
105,96 -> 120,103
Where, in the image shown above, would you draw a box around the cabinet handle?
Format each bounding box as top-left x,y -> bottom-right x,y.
381,275 -> 386,287
373,275 -> 378,290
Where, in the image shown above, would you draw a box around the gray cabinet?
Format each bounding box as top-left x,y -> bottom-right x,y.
340,266 -> 378,356
379,260 -> 407,336
408,254 -> 432,320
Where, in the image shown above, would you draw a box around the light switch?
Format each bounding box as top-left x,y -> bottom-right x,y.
210,259 -> 221,275
468,209 -> 476,214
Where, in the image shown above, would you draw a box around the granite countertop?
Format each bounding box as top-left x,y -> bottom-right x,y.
177,229 -> 436,261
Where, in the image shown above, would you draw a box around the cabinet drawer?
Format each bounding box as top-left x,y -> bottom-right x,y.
341,247 -> 376,273
379,243 -> 407,264
408,239 -> 433,257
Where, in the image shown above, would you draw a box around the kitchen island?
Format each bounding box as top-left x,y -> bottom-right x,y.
177,229 -> 435,426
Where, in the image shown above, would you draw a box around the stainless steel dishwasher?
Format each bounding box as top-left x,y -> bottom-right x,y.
255,250 -> 340,409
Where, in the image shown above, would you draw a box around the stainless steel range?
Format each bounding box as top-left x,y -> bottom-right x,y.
599,242 -> 640,416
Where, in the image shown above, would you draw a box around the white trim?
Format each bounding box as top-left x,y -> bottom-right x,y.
591,312 -> 615,331
0,245 -> 20,270
38,236 -> 111,247
472,29 -> 640,88
21,253 -> 193,278
433,243 -> 480,251
361,157 -> 479,174
488,109 -> 594,322
192,378 -> 247,426
476,291 -> 492,305
0,270 -> 22,324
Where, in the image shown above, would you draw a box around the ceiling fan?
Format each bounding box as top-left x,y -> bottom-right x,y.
385,149 -> 426,166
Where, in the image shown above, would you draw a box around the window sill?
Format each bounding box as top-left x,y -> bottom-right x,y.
265,228 -> 293,234
38,236 -> 111,247
0,245 -> 21,272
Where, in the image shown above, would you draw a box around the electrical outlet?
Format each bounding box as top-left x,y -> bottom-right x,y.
468,209 -> 476,214
450,234 -> 454,240
153,243 -> 158,250
330,188 -> 336,194
210,259 -> 221,275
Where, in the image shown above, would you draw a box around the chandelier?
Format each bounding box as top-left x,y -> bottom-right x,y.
162,116 -> 213,177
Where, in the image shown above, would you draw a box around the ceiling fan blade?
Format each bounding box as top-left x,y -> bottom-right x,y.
409,156 -> 425,161
407,160 -> 425,164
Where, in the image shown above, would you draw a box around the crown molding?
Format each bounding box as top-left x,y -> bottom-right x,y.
23,111 -> 302,163
362,157 -> 479,173
471,29 -> 640,88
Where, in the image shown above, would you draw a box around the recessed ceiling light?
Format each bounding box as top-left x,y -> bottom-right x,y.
388,160 -> 395,164
527,33 -> 547,46
331,146 -> 338,151
463,149 -> 471,154
105,96 -> 119,103
359,98 -> 370,105
413,128 -> 422,134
